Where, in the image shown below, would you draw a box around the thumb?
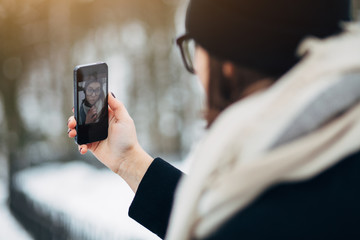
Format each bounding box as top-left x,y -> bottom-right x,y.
108,92 -> 129,120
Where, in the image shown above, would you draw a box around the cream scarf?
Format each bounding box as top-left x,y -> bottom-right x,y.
82,98 -> 104,123
166,23 -> 360,240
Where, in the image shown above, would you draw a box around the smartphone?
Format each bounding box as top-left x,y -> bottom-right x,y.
73,62 -> 108,145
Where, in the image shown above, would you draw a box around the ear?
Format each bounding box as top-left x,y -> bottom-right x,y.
222,61 -> 235,78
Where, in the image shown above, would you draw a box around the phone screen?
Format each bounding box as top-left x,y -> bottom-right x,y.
74,62 -> 108,144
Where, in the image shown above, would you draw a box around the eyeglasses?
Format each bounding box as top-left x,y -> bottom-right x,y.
176,34 -> 196,74
86,87 -> 101,96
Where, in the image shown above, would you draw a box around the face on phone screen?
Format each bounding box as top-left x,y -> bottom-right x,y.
78,74 -> 107,125
74,63 -> 108,144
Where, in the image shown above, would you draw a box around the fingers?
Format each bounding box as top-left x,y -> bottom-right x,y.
78,144 -> 88,154
108,92 -> 129,120
67,116 -> 76,129
108,105 -> 115,121
67,116 -> 77,138
68,107 -> 87,154
91,109 -> 97,119
68,128 -> 77,138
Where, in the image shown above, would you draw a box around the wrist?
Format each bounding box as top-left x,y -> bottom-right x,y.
116,144 -> 153,193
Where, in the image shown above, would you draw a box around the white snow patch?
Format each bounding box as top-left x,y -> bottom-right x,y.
13,161 -> 159,240
0,180 -> 33,240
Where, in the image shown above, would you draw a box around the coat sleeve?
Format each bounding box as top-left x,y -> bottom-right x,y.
128,157 -> 183,239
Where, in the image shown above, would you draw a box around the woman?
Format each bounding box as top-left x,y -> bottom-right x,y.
78,74 -> 106,125
68,0 -> 360,239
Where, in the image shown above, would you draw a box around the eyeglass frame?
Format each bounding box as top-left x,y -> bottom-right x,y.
175,33 -> 196,74
86,87 -> 101,96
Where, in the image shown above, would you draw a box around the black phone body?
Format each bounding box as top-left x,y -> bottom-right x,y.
73,62 -> 108,145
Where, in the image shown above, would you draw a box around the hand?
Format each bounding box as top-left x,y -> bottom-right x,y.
85,106 -> 98,124
67,93 -> 153,192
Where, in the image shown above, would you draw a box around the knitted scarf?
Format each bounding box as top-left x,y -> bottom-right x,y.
166,23 -> 360,240
81,98 -> 104,124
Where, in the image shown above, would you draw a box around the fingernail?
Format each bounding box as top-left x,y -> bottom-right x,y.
111,92 -> 116,98
79,147 -> 82,153
67,128 -> 71,134
67,119 -> 70,125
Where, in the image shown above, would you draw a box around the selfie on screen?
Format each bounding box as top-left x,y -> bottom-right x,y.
77,73 -> 107,125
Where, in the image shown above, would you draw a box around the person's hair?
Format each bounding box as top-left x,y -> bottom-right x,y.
206,54 -> 276,127
185,0 -> 350,127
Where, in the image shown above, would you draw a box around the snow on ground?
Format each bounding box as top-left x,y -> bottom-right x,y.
13,161 -> 160,240
0,180 -> 33,240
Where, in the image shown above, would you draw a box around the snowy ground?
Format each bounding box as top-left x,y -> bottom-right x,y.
0,152 -> 33,240
12,161 -> 161,240
0,180 -> 33,240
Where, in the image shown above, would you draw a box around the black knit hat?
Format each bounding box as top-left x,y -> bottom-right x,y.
185,0 -> 351,76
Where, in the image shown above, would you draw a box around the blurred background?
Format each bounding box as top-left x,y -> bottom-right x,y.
0,0 -> 204,239
0,0 -> 359,239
